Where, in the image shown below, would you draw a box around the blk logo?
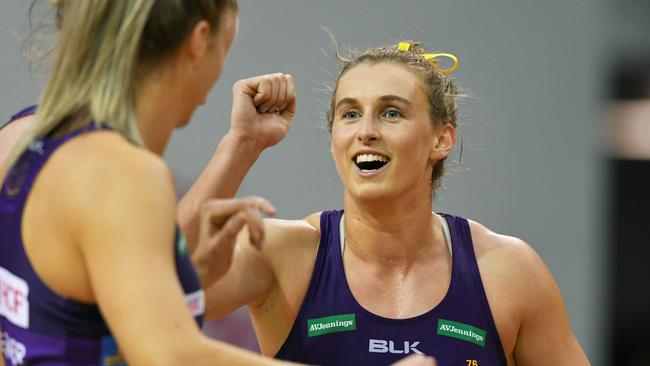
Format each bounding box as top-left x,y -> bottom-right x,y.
368,339 -> 423,354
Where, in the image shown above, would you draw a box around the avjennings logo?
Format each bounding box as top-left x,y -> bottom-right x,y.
307,313 -> 356,337
437,319 -> 486,347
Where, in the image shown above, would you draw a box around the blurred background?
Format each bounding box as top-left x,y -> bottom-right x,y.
2,0 -> 649,365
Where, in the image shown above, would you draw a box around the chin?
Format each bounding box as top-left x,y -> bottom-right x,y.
175,108 -> 196,129
347,183 -> 400,203
176,118 -> 192,129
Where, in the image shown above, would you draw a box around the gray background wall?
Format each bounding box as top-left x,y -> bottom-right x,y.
3,1 -> 649,365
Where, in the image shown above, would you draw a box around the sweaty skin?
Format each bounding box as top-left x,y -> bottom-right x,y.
201,63 -> 589,365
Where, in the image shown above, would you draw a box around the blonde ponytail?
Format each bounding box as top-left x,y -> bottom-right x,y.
9,0 -> 238,168
9,0 -> 154,166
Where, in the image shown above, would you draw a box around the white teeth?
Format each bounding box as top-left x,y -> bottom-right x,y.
355,154 -> 389,164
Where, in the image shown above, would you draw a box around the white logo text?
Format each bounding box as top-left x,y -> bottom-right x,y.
368,339 -> 423,354
0,267 -> 30,328
2,331 -> 27,366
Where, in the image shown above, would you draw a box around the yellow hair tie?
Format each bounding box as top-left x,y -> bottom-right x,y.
397,41 -> 459,74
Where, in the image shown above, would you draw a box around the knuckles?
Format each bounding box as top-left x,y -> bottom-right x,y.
233,73 -> 294,94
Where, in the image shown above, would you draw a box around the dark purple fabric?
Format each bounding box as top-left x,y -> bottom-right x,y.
275,210 -> 508,366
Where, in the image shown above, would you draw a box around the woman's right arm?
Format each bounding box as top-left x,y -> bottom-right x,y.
64,136 -> 293,366
178,74 -> 296,251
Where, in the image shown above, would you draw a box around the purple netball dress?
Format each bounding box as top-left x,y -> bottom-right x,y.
275,210 -> 508,366
0,108 -> 204,366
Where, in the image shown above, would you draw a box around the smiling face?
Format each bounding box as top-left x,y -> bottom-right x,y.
331,62 -> 455,202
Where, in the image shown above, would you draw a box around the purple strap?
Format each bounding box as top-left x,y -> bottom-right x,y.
1,105 -> 37,131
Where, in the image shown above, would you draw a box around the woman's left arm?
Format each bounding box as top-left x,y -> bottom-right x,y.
511,243 -> 590,365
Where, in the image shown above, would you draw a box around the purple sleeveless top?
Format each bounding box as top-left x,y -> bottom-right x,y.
275,210 -> 508,366
0,107 -> 205,366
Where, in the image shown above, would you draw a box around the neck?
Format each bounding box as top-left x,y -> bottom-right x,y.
134,71 -> 182,156
342,188 -> 444,267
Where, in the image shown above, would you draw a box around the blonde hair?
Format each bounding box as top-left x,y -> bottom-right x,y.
10,0 -> 237,167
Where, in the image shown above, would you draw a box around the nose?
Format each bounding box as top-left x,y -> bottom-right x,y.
357,115 -> 381,144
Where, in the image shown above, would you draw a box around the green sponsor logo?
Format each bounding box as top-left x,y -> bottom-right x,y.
437,319 -> 486,347
307,313 -> 356,337
177,233 -> 188,258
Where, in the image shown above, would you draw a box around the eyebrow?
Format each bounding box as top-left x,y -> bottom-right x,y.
334,95 -> 413,111
379,95 -> 413,107
334,98 -> 358,111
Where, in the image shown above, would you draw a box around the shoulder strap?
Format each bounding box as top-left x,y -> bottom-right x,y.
0,105 -> 37,132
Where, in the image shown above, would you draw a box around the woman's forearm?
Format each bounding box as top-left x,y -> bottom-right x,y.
177,132 -> 263,250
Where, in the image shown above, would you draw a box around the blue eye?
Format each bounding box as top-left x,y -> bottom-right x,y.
343,110 -> 361,120
383,108 -> 402,121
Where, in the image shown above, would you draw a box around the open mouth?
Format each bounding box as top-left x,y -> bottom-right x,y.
353,153 -> 390,172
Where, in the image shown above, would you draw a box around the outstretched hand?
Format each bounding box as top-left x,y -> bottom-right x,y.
192,196 -> 276,288
391,355 -> 438,366
229,73 -> 296,151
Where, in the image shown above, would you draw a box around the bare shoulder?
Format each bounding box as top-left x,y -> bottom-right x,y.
261,213 -> 322,287
59,131 -> 166,173
263,212 -> 322,258
467,219 -> 554,286
467,219 -> 567,358
303,211 -> 322,230
54,130 -> 171,190
0,115 -> 34,177
467,219 -> 560,310
468,220 -> 536,263
44,131 -> 176,227
0,114 -> 32,143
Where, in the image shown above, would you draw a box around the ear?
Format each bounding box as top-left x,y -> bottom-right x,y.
430,122 -> 456,161
185,20 -> 213,65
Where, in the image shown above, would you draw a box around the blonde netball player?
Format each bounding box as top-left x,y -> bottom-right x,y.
0,1 -> 293,365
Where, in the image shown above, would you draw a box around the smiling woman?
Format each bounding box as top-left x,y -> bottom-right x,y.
196,40 -> 590,366
327,42 -> 459,195
329,61 -> 456,202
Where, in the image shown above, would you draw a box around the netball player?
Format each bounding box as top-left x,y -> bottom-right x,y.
0,0 -> 289,275
0,1 -> 437,365
0,1 -> 294,364
192,42 -> 592,365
